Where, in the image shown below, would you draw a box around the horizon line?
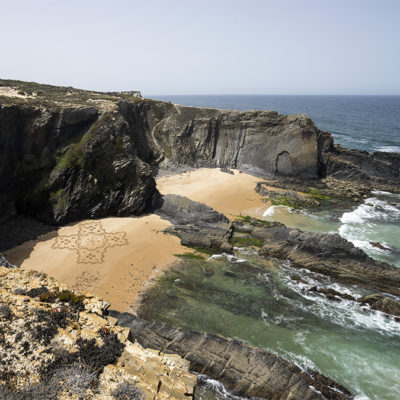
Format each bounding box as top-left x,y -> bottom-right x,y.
147,93 -> 400,97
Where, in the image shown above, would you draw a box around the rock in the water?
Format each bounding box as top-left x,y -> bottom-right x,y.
359,294 -> 400,317
257,223 -> 400,299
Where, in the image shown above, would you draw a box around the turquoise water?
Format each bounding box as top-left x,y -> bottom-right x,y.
140,250 -> 400,400
144,95 -> 400,398
150,95 -> 400,153
140,193 -> 400,400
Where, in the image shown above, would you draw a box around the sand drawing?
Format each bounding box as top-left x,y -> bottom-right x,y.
52,221 -> 128,263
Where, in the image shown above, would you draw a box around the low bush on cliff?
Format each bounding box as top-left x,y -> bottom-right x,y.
111,381 -> 144,400
38,289 -> 86,311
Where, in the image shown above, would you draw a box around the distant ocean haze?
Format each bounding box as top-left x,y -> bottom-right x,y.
149,95 -> 400,153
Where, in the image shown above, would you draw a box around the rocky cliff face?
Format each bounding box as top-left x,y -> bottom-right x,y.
1,79 -> 399,227
0,84 -> 161,224
153,106 -> 329,178
0,266 -> 196,399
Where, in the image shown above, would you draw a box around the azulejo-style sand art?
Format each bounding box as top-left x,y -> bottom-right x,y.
52,221 -> 128,263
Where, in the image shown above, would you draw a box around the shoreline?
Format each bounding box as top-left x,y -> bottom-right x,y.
5,168 -> 270,312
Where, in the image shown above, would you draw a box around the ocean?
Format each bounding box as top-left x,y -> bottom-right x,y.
149,95 -> 400,153
144,95 -> 400,399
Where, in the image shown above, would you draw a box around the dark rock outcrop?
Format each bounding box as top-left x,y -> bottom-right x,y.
324,145 -> 400,191
110,312 -> 352,400
257,223 -> 400,297
0,100 -> 160,224
1,79 -> 400,226
156,194 -> 233,251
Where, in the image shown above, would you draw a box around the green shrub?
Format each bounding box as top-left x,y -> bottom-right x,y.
230,236 -> 263,248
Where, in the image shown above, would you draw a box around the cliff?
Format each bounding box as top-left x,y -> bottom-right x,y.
0,266 -> 196,399
2,79 -> 398,227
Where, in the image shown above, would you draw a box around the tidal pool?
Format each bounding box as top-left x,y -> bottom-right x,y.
139,249 -> 400,400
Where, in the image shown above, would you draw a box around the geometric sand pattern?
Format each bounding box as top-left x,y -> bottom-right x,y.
52,221 -> 128,264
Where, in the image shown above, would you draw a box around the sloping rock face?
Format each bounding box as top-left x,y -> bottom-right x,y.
0,266 -> 196,399
111,312 -> 352,400
156,194 -> 233,252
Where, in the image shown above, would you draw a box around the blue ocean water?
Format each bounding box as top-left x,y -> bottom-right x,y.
149,95 -> 400,153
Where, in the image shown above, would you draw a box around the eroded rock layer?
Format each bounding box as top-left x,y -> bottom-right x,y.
111,312 -> 352,400
0,266 -> 196,399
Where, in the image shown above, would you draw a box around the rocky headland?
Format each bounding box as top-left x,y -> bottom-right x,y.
1,79 -> 400,399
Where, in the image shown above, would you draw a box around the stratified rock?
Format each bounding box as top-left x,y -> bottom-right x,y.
0,267 -> 196,399
156,194 -> 233,251
258,223 -> 400,298
155,107 -> 328,178
111,312 -> 352,400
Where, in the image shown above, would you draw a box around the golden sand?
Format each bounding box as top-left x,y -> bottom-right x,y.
5,168 -> 270,312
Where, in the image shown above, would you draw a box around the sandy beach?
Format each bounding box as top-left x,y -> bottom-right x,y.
5,168 -> 269,312
157,168 -> 269,219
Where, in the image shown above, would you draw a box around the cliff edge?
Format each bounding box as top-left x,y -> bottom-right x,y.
2,79 -> 398,227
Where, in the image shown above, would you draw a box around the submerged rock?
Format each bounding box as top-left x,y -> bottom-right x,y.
110,311 -> 352,400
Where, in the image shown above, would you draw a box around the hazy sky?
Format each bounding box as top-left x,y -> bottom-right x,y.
1,0 -> 399,95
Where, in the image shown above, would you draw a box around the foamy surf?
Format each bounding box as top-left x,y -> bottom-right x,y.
338,192 -> 400,266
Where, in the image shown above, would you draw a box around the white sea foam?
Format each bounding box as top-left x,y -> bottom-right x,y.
263,205 -> 292,217
207,253 -> 246,263
263,205 -> 277,217
340,197 -> 400,225
374,145 -> 400,153
338,195 -> 400,259
281,262 -> 400,336
196,374 -> 247,399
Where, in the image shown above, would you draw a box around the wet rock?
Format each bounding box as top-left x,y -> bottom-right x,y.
308,286 -> 356,302
111,311 -> 352,400
359,294 -> 400,317
259,223 -> 400,300
369,241 -> 391,251
324,145 -> 400,192
290,274 -> 310,285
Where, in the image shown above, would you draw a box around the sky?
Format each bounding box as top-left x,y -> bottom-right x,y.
0,0 -> 399,95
